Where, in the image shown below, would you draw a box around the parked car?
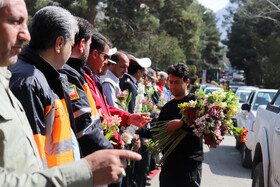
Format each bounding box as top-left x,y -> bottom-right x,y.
249,88 -> 280,187
233,86 -> 259,149
239,89 -> 277,168
198,83 -> 216,93
235,86 -> 259,102
203,86 -> 223,95
229,81 -> 246,93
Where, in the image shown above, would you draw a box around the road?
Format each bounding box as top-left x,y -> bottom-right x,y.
149,135 -> 252,187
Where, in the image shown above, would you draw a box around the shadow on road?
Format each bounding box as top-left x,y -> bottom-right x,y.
203,144 -> 251,179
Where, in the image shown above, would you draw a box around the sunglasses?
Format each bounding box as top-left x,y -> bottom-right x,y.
98,51 -> 110,61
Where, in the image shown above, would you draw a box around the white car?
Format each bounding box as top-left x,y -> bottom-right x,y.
198,83 -> 216,93
240,89 -> 277,168
203,86 -> 223,95
235,86 -> 259,103
250,89 -> 280,187
233,86 -> 259,149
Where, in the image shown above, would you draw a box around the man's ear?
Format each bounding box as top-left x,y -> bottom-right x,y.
88,49 -> 98,61
185,79 -> 190,86
55,36 -> 65,54
78,39 -> 85,54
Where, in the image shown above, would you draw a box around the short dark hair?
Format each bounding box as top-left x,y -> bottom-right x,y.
29,6 -> 78,50
167,63 -> 190,81
89,32 -> 112,53
153,67 -> 161,72
74,17 -> 94,48
128,61 -> 144,75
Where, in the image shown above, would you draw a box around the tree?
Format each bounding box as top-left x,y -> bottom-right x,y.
25,0 -> 101,25
224,0 -> 280,88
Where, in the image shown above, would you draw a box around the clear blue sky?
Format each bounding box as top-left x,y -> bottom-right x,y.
198,0 -> 229,12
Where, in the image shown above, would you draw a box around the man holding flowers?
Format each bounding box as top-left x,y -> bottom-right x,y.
158,63 -> 203,187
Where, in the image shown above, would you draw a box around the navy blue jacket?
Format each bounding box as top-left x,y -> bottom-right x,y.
119,74 -> 138,113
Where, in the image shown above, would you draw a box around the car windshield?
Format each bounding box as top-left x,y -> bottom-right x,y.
236,92 -> 251,103
253,91 -> 277,110
204,88 -> 222,95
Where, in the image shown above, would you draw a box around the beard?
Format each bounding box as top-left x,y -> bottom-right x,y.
81,45 -> 89,67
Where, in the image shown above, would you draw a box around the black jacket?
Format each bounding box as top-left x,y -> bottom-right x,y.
9,46 -> 77,167
60,58 -> 113,156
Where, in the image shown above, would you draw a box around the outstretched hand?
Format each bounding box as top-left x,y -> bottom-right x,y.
127,113 -> 152,128
85,149 -> 142,186
165,119 -> 183,134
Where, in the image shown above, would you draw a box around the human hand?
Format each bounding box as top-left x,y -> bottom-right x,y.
85,149 -> 141,185
127,113 -> 152,128
157,105 -> 163,110
120,142 -> 125,150
141,139 -> 148,146
165,119 -> 183,134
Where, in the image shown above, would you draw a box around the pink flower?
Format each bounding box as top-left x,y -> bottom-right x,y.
147,100 -> 153,105
150,105 -> 157,112
142,97 -> 147,104
121,90 -> 128,96
208,108 -> 220,118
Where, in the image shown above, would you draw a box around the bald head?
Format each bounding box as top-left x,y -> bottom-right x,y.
109,51 -> 129,78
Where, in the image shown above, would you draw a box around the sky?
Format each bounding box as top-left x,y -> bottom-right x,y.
198,0 -> 230,12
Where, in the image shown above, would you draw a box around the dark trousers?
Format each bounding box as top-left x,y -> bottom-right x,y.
134,144 -> 151,187
159,160 -> 202,187
121,145 -> 138,187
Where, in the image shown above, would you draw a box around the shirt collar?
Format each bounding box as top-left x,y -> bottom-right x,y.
105,70 -> 119,83
0,67 -> 11,90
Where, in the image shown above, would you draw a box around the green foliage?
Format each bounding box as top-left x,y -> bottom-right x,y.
145,32 -> 186,70
25,0 -> 224,73
188,65 -> 197,77
225,0 -> 280,88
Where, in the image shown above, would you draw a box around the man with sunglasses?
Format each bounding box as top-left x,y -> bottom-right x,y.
83,32 -> 152,149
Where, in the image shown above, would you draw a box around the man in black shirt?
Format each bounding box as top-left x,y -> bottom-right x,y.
158,63 -> 203,187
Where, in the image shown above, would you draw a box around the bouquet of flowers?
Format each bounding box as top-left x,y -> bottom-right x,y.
146,139 -> 157,152
98,109 -> 122,145
151,90 -> 248,165
120,125 -> 138,145
141,97 -> 157,113
139,82 -> 158,113
158,95 -> 168,106
116,90 -> 132,112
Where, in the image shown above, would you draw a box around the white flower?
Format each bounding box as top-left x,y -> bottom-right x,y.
121,125 -> 137,145
121,131 -> 133,145
219,102 -> 227,109
189,100 -> 197,108
137,82 -> 145,95
134,94 -> 144,113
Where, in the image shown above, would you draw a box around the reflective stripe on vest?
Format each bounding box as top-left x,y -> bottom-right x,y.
33,99 -> 74,168
83,83 -> 99,116
73,107 -> 92,118
76,114 -> 102,138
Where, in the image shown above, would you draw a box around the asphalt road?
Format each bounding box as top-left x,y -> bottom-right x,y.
149,135 -> 252,187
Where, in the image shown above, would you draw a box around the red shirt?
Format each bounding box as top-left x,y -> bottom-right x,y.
82,66 -> 130,147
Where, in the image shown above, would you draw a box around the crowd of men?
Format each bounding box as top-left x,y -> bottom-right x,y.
0,0 -> 203,187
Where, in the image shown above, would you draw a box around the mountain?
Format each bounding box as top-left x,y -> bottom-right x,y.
215,2 -> 238,41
